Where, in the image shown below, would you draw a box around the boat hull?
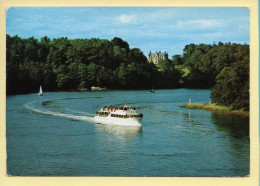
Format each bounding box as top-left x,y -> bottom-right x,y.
94,116 -> 142,126
91,86 -> 106,91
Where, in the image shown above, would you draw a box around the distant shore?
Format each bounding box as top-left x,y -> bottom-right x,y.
180,103 -> 249,117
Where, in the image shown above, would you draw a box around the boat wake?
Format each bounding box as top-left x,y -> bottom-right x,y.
65,108 -> 94,117
24,101 -> 94,123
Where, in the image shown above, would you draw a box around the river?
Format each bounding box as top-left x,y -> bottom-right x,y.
6,89 -> 249,176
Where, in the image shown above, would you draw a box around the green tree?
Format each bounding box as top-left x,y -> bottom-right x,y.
77,63 -> 88,89
38,36 -> 50,63
211,55 -> 249,110
111,37 -> 130,52
24,37 -> 39,63
172,54 -> 184,66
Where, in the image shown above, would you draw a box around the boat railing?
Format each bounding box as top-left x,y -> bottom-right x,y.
101,105 -> 136,112
110,113 -> 143,118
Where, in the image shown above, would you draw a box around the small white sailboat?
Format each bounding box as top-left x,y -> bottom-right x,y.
148,87 -> 155,93
38,86 -> 43,96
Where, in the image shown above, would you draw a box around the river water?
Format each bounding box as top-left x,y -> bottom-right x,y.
6,89 -> 249,176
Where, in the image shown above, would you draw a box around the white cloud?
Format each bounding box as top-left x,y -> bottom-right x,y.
114,9 -> 177,25
117,14 -> 138,24
177,19 -> 224,30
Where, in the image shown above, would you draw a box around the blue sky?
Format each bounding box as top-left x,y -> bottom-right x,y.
6,7 -> 249,57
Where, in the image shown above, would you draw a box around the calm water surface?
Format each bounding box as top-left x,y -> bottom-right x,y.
6,89 -> 249,176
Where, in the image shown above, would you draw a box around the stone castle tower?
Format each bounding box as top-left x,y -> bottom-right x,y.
148,51 -> 168,65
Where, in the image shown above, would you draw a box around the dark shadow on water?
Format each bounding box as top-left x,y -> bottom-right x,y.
41,100 -> 61,109
211,112 -> 249,139
41,100 -> 53,106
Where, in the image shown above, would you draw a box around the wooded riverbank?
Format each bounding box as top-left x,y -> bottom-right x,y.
6,34 -> 249,111
180,103 -> 249,117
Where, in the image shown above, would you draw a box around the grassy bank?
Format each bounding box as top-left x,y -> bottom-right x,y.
180,103 -> 249,117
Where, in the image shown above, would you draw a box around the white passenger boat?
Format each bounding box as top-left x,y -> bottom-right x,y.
94,105 -> 143,126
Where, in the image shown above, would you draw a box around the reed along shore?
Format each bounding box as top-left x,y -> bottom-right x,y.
180,103 -> 249,117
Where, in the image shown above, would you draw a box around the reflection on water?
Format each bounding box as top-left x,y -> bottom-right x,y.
181,111 -> 193,123
211,112 -> 249,174
94,123 -> 142,140
211,112 -> 249,139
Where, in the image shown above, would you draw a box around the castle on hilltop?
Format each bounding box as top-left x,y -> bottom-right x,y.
148,51 -> 168,65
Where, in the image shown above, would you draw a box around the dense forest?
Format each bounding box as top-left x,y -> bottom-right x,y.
175,42 -> 249,110
6,34 -> 249,110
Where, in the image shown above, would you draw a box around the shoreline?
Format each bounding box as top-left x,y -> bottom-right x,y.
6,88 -> 210,96
180,103 -> 249,117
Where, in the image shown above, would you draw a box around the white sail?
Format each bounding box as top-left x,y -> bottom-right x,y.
38,86 -> 43,96
148,87 -> 155,93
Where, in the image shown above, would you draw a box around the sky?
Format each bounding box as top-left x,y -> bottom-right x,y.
6,7 -> 249,57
